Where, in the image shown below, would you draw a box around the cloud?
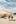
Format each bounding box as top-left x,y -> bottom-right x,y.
0,0 -> 16,12
0,0 -> 16,8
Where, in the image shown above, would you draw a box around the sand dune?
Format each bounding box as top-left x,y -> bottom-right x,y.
0,11 -> 12,18
0,11 -> 16,24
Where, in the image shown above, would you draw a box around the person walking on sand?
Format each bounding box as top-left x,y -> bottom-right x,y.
11,16 -> 13,20
8,16 -> 10,21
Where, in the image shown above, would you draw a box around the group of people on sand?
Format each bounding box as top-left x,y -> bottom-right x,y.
8,16 -> 13,20
0,11 -> 15,21
8,16 -> 15,21
0,13 -> 15,21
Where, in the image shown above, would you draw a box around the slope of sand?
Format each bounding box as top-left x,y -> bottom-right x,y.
0,11 -> 8,16
0,11 -> 16,24
0,11 -> 12,17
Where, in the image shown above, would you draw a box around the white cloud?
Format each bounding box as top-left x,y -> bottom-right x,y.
0,0 -> 5,2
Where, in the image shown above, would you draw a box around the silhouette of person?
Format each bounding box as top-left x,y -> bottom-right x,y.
8,16 -> 10,19
11,16 -> 13,18
11,16 -> 13,21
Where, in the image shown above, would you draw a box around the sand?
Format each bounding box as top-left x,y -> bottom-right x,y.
0,11 -> 16,24
0,16 -> 16,24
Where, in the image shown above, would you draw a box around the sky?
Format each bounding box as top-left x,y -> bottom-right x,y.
0,0 -> 16,12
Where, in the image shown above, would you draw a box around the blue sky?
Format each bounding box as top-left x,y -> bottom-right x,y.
0,0 -> 16,8
0,0 -> 16,12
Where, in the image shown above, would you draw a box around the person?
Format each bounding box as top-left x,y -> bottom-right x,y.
11,16 -> 13,21
11,16 -> 15,21
8,16 -> 10,19
11,16 -> 13,19
8,16 -> 10,21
